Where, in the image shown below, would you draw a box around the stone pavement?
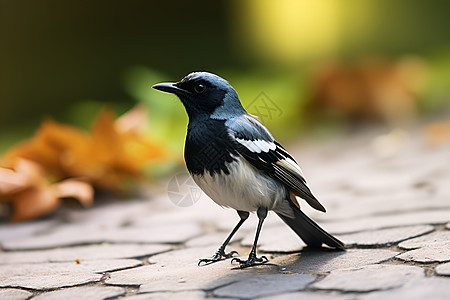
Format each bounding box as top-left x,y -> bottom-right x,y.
0,127 -> 449,299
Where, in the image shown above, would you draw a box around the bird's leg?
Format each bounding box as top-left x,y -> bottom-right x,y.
231,207 -> 269,269
198,210 -> 249,266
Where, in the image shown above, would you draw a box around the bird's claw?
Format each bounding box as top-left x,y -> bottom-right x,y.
198,250 -> 239,266
231,255 -> 268,269
224,250 -> 239,258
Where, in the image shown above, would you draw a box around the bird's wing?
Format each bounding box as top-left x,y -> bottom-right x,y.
225,114 -> 326,212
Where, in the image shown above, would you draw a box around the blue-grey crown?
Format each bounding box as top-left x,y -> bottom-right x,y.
183,72 -> 247,120
182,72 -> 231,87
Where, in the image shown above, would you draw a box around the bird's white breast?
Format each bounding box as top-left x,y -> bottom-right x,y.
192,156 -> 287,212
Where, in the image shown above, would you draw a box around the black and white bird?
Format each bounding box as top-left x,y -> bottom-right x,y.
153,72 -> 345,268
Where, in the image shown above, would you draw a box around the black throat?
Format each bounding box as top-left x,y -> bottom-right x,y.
184,118 -> 238,176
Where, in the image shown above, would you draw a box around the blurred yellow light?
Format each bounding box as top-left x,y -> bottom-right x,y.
235,0 -> 340,63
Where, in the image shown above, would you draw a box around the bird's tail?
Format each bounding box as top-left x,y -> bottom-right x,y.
276,202 -> 345,250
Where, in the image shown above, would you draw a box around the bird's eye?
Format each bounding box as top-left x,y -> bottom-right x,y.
194,83 -> 206,94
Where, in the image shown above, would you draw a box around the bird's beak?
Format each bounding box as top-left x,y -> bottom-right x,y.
152,82 -> 191,95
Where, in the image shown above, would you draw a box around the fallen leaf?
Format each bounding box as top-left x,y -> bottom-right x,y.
52,179 -> 94,208
0,159 -> 94,222
116,104 -> 148,135
1,119 -> 89,179
11,186 -> 61,222
2,106 -> 166,192
0,167 -> 28,194
0,105 -> 168,221
424,121 -> 450,147
309,56 -> 427,125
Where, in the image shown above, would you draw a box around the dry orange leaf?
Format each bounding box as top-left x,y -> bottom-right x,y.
0,168 -> 28,194
52,179 -> 94,208
1,105 -> 166,191
309,57 -> 427,125
0,159 -> 93,222
116,104 -> 148,135
1,120 -> 89,179
11,186 -> 61,222
424,122 -> 450,147
76,107 -> 165,189
0,105 -> 166,221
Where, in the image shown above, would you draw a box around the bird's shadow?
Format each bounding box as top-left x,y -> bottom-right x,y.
202,246 -> 346,291
275,246 -> 347,273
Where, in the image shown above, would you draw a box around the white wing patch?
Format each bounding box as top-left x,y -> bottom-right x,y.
276,156 -> 305,181
235,138 -> 276,153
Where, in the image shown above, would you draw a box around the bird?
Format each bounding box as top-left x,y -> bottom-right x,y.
152,72 -> 345,269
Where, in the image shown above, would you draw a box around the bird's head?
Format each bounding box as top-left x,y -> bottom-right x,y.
152,72 -> 246,121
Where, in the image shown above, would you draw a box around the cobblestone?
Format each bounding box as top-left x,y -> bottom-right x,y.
0,259 -> 142,290
108,256 -> 278,292
0,244 -> 171,264
436,262 -> 450,276
2,222 -> 202,250
213,274 -> 315,299
396,242 -> 450,263
0,220 -> 56,245
319,192 -> 450,221
33,286 -> 125,300
123,291 -> 206,300
361,277 -> 450,300
311,264 -> 424,292
321,210 -> 450,235
270,249 -> 399,274
336,225 -> 434,247
0,289 -> 33,300
257,291 -> 355,300
398,231 -> 450,250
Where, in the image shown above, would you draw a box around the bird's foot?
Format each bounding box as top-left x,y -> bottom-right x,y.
198,249 -> 239,266
231,254 -> 268,269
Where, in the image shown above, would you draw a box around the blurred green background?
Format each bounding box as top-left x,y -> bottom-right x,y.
1,0 -> 450,158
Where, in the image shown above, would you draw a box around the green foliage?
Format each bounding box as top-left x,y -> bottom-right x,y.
122,66 -> 188,157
